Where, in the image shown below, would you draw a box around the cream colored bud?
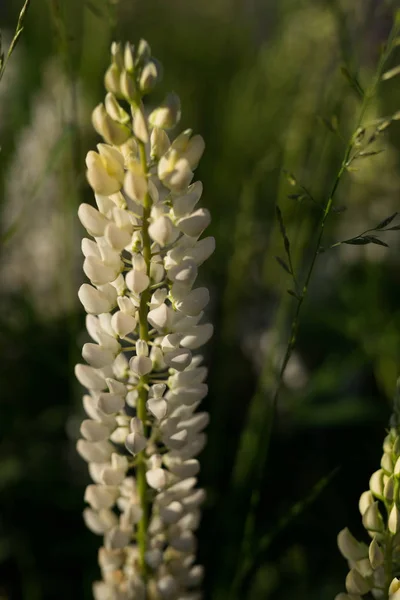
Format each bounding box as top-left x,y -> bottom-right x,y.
124,42 -> 135,73
86,152 -> 120,196
149,93 -> 181,129
394,455 -> 400,476
111,42 -> 124,69
359,490 -> 373,515
104,93 -> 129,123
369,537 -> 384,569
140,61 -> 158,93
137,39 -> 151,63
159,155 -> 193,191
337,528 -> 368,561
345,568 -> 371,595
124,168 -> 148,204
389,504 -> 400,534
133,108 -> 149,143
150,127 -> 170,160
393,436 -> 400,456
183,134 -> 205,169
362,501 -> 384,533
382,452 -> 394,474
91,104 -> 130,146
120,70 -> 136,102
369,469 -> 384,497
385,475 -> 395,502
389,578 -> 400,595
104,64 -> 121,95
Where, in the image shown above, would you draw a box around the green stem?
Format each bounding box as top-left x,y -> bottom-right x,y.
232,15 -> 400,598
136,134 -> 152,578
0,0 -> 31,84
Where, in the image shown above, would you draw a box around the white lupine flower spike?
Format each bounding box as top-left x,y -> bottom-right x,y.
75,40 -> 213,599
336,380 -> 400,600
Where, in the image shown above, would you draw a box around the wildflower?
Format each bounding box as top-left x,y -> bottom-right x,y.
76,40 -> 213,598
335,380 -> 400,600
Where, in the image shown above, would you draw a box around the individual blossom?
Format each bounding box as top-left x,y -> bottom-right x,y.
75,39 -> 214,599
335,380 -> 400,600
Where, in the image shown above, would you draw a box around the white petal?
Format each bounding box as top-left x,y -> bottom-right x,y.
164,348 -> 192,372
105,222 -> 131,251
129,355 -> 153,376
97,392 -> 125,414
78,284 -> 114,315
126,269 -> 150,294
84,484 -> 119,510
125,431 -> 147,455
83,507 -> 118,535
147,397 -> 168,420
78,203 -> 109,237
111,311 -> 137,337
177,208 -> 211,238
80,419 -> 111,441
180,323 -> 213,349
175,287 -> 210,316
146,468 -> 168,490
76,439 -> 113,463
75,364 -> 106,390
82,343 -> 115,368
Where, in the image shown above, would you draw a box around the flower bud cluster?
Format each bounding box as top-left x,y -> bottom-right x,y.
75,40 -> 214,599
336,426 -> 400,599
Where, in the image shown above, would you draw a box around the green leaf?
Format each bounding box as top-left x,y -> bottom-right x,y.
382,65 -> 400,81
287,289 -> 300,300
287,193 -> 305,201
275,206 -> 286,239
332,205 -> 347,214
365,235 -> 389,247
85,0 -> 106,18
317,115 -> 337,134
275,256 -> 291,274
340,65 -> 364,98
343,236 -> 371,245
357,149 -> 384,158
283,170 -> 297,186
375,212 -> 398,229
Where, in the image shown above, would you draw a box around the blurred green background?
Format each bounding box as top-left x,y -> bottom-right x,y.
1,0 -> 400,598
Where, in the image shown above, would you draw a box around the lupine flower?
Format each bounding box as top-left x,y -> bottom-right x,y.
75,40 -> 214,599
335,380 -> 400,600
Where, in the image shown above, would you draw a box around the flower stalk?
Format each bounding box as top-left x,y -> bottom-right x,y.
75,39 -> 214,599
336,381 -> 400,600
